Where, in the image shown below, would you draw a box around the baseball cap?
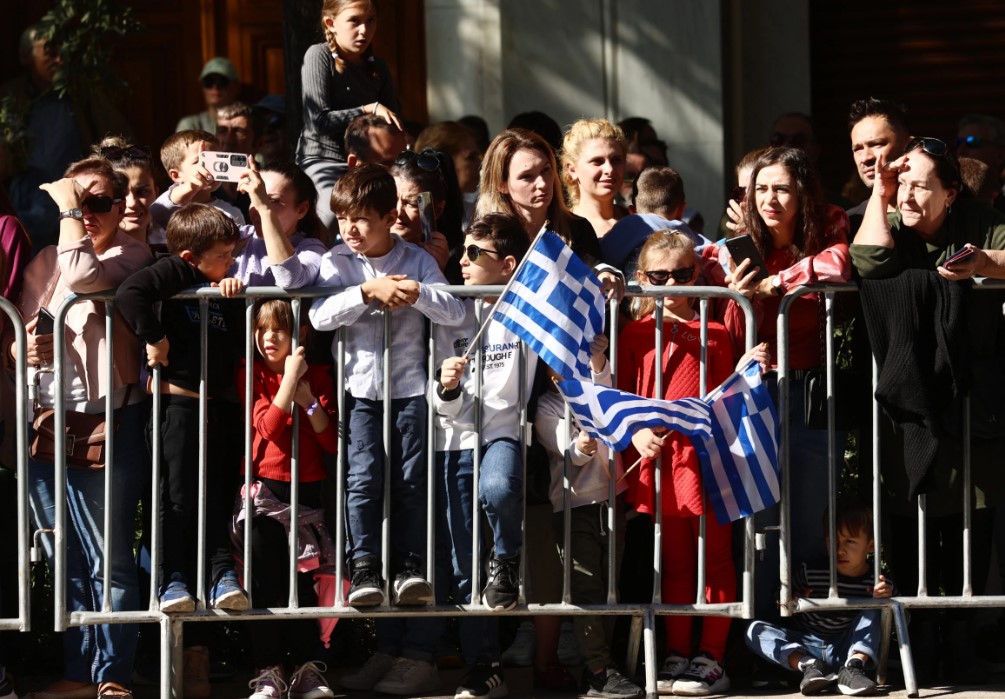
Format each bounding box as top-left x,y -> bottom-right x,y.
199,57 -> 238,82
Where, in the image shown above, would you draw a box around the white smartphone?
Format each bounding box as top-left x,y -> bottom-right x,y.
199,151 -> 250,183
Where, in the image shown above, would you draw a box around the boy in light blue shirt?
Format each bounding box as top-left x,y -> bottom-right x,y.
309,163 -> 465,608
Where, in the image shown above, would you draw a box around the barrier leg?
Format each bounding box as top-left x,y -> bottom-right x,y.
643,609 -> 658,699
626,614 -> 643,678
162,617 -> 184,699
892,603 -> 918,697
877,605 -> 892,686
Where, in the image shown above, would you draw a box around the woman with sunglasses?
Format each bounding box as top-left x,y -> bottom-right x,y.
851,137 -> 1005,685
92,137 -> 160,247
560,118 -> 629,238
389,148 -> 465,283
4,157 -> 153,699
620,230 -> 768,696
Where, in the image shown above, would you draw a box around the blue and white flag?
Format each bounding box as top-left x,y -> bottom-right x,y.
492,232 -> 604,381
556,380 -> 712,452
693,359 -> 780,524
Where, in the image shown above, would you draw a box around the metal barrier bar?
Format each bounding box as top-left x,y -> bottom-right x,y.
0,297 -> 29,633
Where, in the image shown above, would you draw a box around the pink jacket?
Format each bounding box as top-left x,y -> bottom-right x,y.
11,231 -> 152,399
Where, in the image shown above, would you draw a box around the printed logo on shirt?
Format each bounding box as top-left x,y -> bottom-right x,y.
185,304 -> 229,332
470,340 -> 520,371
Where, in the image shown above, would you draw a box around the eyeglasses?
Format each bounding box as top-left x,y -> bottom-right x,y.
466,244 -> 500,263
395,149 -> 441,172
100,145 -> 151,161
644,267 -> 695,285
81,195 -> 122,213
201,74 -> 231,90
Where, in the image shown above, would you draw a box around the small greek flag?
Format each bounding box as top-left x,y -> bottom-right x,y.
693,359 -> 780,524
556,380 -> 712,452
492,232 -> 604,381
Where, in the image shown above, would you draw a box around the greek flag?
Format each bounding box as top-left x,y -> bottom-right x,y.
556,380 -> 712,452
492,232 -> 604,381
693,359 -> 780,524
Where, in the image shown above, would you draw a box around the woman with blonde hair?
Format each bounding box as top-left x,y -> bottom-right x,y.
474,127 -> 602,264
561,118 -> 628,237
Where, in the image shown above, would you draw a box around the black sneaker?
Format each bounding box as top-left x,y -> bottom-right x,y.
836,658 -> 876,696
348,556 -> 385,607
481,555 -> 519,611
0,666 -> 14,699
583,667 -> 644,698
798,658 -> 836,695
454,663 -> 508,699
392,568 -> 433,606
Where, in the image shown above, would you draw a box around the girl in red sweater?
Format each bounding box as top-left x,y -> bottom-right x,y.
236,299 -> 339,699
618,231 -> 767,697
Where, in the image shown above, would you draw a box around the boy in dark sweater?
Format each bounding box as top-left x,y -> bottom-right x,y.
116,203 -> 246,614
745,498 -> 893,697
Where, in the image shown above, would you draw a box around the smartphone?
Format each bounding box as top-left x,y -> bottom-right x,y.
417,191 -> 435,244
724,234 -> 769,282
35,307 -> 55,335
199,151 -> 250,183
944,246 -> 976,267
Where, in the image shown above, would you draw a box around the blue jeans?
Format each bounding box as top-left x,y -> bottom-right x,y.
345,394 -> 427,569
28,399 -> 147,684
745,610 -> 882,670
431,449 -> 501,664
478,438 -> 523,559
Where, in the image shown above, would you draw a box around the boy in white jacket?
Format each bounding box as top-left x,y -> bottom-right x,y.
534,337 -> 642,699
434,212 -> 536,699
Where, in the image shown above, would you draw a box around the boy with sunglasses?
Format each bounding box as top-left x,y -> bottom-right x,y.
432,212 -> 533,699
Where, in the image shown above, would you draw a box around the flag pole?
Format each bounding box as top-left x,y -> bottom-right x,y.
460,226 -> 550,362
553,377 -> 612,480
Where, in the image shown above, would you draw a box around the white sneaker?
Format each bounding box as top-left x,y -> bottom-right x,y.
339,652 -> 394,691
557,621 -> 581,667
500,620 -> 536,667
248,666 -> 287,699
289,661 -> 334,699
656,654 -> 689,695
672,655 -> 730,696
372,657 -> 440,696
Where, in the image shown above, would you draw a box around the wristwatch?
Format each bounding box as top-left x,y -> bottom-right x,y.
58,208 -> 84,221
770,275 -> 784,296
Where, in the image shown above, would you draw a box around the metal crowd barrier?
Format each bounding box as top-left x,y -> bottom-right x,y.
20,280 -> 997,698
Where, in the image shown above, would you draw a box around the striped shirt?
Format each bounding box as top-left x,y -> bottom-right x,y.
791,559 -> 892,637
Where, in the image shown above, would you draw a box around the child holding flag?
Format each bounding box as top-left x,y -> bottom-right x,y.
534,334 -> 644,699
618,230 -> 768,696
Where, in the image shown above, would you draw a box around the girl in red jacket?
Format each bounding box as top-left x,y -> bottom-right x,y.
618,231 -> 767,697
237,299 -> 339,699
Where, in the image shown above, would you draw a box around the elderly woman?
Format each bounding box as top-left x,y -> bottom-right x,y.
851,137 -> 1005,685
5,157 -> 152,699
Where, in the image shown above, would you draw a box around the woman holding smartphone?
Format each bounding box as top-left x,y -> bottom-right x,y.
4,157 -> 153,699
709,145 -> 851,590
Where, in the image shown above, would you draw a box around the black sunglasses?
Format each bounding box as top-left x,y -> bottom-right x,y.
644,267 -> 695,285
466,244 -> 500,263
906,137 -> 950,158
201,74 -> 231,89
100,145 -> 152,162
395,149 -> 441,172
81,195 -> 122,213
